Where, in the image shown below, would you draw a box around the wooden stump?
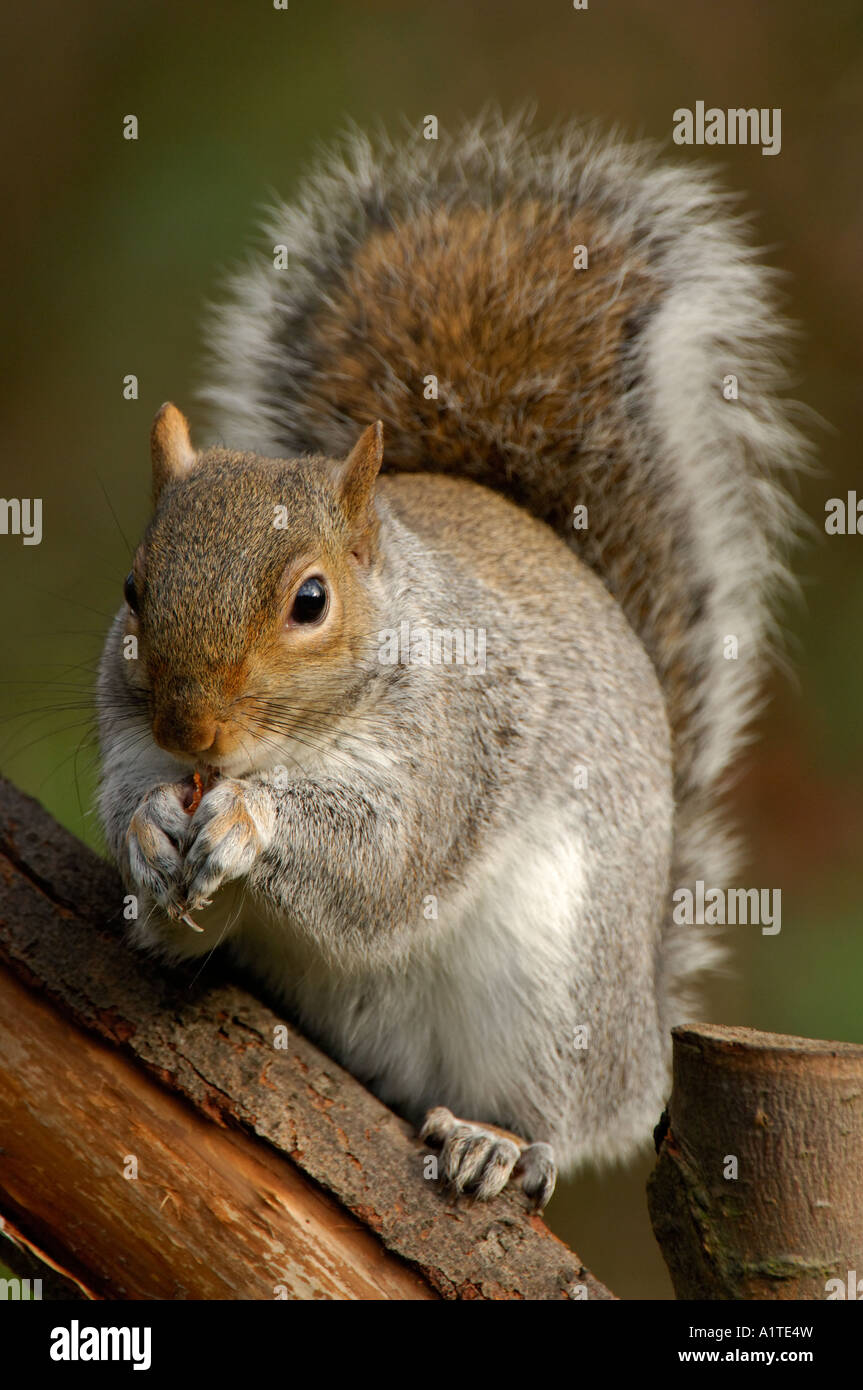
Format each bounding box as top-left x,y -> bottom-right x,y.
648,1023 -> 863,1300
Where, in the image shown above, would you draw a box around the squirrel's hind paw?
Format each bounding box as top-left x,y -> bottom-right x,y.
515,1140 -> 557,1211
420,1106 -> 556,1211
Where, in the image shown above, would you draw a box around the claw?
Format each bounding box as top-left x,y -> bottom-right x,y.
420,1106 -> 556,1207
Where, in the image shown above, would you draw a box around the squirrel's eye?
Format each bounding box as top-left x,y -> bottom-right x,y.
123,571 -> 139,614
290,577 -> 328,625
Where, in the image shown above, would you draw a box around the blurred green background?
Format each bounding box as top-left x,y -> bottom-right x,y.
1,0 -> 861,1299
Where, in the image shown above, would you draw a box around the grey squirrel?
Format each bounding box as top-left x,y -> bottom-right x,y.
98,115 -> 803,1208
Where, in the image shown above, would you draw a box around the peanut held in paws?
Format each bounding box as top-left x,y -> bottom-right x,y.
182,771 -> 204,815
175,769 -> 222,929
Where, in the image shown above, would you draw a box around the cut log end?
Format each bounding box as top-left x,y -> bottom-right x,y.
648,1022 -> 863,1300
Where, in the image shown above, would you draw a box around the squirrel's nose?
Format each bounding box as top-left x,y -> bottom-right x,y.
152,713 -> 219,758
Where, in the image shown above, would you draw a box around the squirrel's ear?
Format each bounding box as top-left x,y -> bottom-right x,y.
337,421 -> 384,557
151,403 -> 196,502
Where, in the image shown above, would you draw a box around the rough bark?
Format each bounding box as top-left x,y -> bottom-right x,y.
0,776 -> 612,1301
648,1023 -> 863,1300
0,966 -> 434,1300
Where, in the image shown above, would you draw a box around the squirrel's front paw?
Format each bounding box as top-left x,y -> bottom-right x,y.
420,1107 -> 557,1211
125,782 -> 190,917
182,778 -> 275,911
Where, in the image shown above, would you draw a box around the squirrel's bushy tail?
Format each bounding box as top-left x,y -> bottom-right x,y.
201,113 -> 806,1014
